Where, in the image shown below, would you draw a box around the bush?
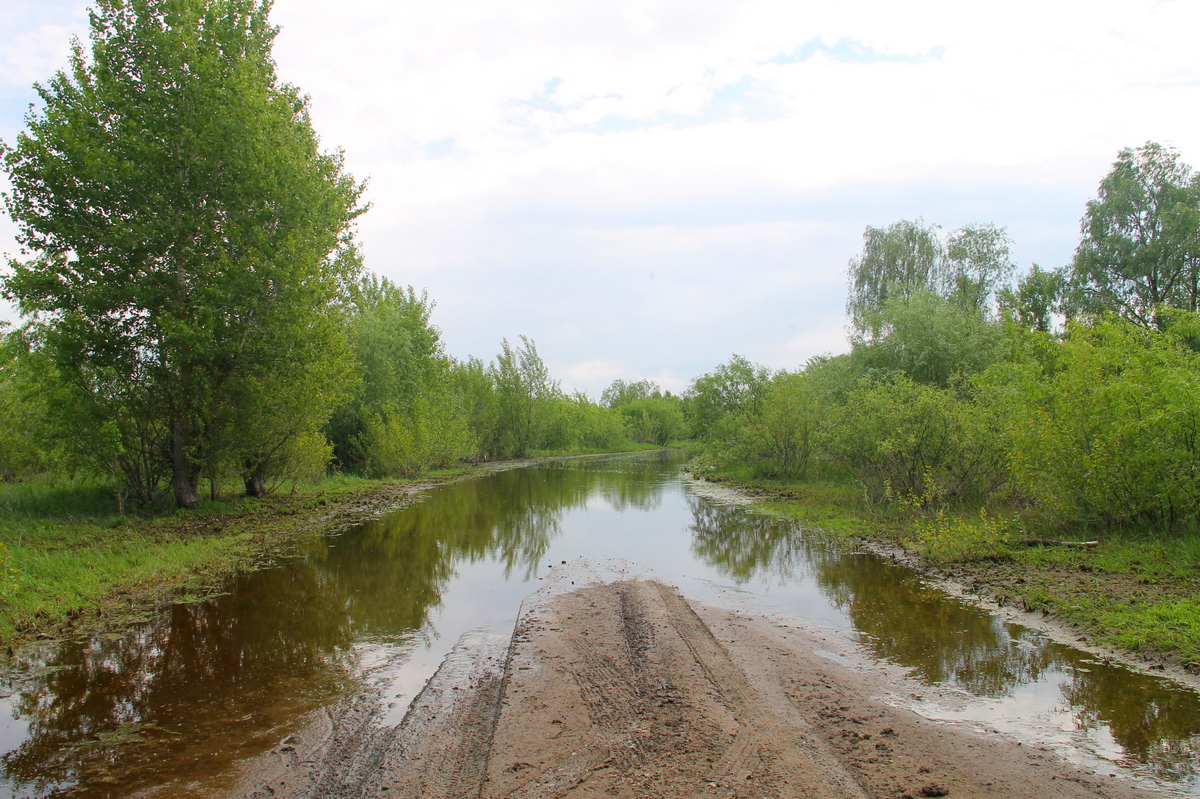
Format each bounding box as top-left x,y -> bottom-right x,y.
823,376 -> 1005,506
618,395 -> 686,446
983,316 -> 1200,528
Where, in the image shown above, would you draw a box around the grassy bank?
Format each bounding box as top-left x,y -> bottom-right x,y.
700,465 -> 1200,671
0,468 -> 482,648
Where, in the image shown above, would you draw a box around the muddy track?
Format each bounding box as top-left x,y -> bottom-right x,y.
230,579 -> 1170,799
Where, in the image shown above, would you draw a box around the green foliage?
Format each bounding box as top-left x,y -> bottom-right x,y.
489,336 -> 561,458
447,356 -> 500,458
616,395 -> 686,446
543,393 -> 630,452
847,219 -> 944,334
600,378 -> 659,408
823,376 -> 1005,506
943,223 -> 1017,312
599,378 -> 685,446
1069,141 -> 1200,328
998,264 -> 1066,333
848,219 -> 1015,337
327,276 -> 472,477
0,328 -> 53,480
359,397 -> 474,478
719,371 -> 818,477
1,0 -> 364,507
903,507 -> 1009,562
245,427 -> 334,497
686,355 -> 770,440
982,315 -> 1200,529
850,290 -> 1003,387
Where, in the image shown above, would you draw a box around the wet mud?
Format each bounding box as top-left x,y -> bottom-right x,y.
229,578 -> 1168,799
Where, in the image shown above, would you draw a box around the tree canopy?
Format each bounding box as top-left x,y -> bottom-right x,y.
846,219 -> 1014,336
1069,142 -> 1200,329
1,0 -> 365,506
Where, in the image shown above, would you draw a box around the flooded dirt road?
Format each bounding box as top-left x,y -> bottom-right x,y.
2,453 -> 1198,797
234,578 -> 1166,799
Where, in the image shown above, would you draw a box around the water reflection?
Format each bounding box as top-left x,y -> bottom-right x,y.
687,498 -> 1200,786
3,567 -> 358,797
1061,663 -> 1200,782
689,496 -> 824,584
0,454 -> 676,797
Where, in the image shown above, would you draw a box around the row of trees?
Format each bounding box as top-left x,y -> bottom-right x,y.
0,279 -> 690,502
694,141 -> 1200,532
0,0 -> 690,507
5,0 -> 1193,528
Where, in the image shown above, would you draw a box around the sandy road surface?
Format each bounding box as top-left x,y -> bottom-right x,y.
229,578 -> 1168,799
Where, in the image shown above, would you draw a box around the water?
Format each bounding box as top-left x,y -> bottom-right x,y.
1,452 -> 1197,797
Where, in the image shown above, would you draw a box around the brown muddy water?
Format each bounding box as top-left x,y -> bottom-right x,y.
1,452 -> 1197,798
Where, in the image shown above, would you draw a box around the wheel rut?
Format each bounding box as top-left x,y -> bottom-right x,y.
228,578 -> 1170,799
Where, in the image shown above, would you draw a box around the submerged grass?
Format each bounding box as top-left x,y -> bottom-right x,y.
702,463 -> 1200,668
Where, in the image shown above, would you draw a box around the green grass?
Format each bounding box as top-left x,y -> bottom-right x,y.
0,472 -> 410,646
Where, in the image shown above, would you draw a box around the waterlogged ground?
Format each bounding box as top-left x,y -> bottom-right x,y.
0,452 -> 1198,797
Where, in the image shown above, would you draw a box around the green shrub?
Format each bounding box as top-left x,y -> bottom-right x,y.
983,316 -> 1200,528
823,376 -> 1004,506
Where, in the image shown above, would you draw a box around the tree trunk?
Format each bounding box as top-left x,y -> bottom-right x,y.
171,419 -> 200,508
244,472 -> 266,498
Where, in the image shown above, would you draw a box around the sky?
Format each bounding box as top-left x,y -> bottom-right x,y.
2,0 -> 1199,396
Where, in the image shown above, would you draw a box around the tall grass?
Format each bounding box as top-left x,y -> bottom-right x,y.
0,476 -> 132,520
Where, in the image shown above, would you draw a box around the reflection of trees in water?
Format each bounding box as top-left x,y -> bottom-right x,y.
314,469 -> 572,637
321,453 -> 677,636
815,554 -> 1057,697
3,565 -> 357,796
689,498 -> 1055,695
689,495 -> 1053,696
688,497 -> 826,584
822,551 -> 1200,779
1,453 -> 680,796
685,490 -> 1200,784
561,453 -> 670,512
1059,659 -> 1200,782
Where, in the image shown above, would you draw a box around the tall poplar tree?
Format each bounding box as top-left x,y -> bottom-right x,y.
1,0 -> 365,506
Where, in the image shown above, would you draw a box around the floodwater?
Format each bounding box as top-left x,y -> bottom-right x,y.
1,452 -> 1198,797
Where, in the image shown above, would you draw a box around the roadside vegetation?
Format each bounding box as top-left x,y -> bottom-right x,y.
684,142 -> 1200,668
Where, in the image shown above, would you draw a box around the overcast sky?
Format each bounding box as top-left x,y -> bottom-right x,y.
3,0 -> 1199,395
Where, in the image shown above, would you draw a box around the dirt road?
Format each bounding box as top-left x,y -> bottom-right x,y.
229,578 -> 1168,799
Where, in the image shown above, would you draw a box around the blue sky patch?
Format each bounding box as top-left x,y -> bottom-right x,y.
771,37 -> 945,65
424,137 -> 458,159
512,73 -> 785,137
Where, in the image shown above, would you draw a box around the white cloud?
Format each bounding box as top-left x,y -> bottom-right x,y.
563,359 -> 624,393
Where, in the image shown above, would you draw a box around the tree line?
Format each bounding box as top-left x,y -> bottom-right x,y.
3,0 -> 1197,533
0,0 -> 689,508
690,140 -> 1200,532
